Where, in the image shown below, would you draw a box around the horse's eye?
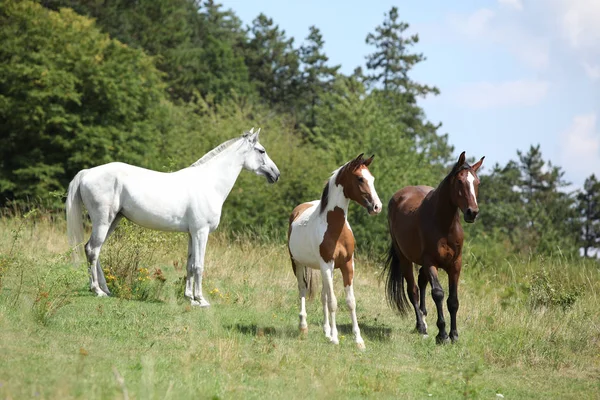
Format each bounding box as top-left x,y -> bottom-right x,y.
358,177 -> 364,183
257,148 -> 265,154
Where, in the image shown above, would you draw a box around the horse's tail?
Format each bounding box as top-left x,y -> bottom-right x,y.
65,169 -> 87,264
304,267 -> 318,300
383,242 -> 410,315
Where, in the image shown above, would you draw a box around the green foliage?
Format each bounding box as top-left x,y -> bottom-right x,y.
102,220 -> 175,301
576,174 -> 600,257
244,13 -> 301,109
0,0 -> 169,206
528,267 -> 579,311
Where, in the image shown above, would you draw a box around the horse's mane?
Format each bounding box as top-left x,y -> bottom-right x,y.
190,136 -> 244,167
319,165 -> 344,214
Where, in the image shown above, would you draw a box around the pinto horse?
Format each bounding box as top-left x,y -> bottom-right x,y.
287,154 -> 382,349
384,151 -> 484,343
66,128 -> 280,306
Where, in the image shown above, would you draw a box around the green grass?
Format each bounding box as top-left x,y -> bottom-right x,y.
1,215 -> 599,399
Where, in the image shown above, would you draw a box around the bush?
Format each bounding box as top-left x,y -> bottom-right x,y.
528,268 -> 579,311
102,220 -> 178,301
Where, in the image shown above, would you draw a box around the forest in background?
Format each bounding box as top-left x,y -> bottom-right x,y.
1,0 -> 599,259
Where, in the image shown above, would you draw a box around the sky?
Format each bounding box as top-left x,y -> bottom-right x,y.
220,0 -> 600,188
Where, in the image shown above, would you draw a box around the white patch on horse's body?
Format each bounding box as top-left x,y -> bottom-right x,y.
467,171 -> 478,207
66,129 -> 280,305
288,172 -> 350,270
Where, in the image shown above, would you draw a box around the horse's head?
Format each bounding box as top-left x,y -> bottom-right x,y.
337,153 -> 382,215
449,151 -> 485,223
241,128 -> 280,184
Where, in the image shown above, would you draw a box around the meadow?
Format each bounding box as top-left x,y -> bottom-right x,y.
0,213 -> 599,399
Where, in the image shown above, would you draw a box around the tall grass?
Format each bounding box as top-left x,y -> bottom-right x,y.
0,214 -> 599,399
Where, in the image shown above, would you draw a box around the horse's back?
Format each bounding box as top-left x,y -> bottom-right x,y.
388,185 -> 433,264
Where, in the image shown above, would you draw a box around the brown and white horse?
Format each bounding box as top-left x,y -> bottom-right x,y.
287,154 -> 382,349
384,151 -> 484,344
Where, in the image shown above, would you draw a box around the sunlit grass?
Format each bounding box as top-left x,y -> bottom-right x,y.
1,215 -> 599,399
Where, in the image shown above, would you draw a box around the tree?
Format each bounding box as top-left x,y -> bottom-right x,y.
243,13 -> 301,108
364,7 -> 451,164
298,26 -> 340,132
41,0 -> 254,103
365,6 -> 438,99
576,174 -> 600,257
0,0 -> 169,206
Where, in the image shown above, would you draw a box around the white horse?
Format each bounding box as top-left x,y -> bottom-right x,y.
66,128 -> 280,306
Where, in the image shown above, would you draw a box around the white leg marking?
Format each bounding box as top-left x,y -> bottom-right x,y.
345,284 -> 365,350
297,266 -> 308,333
321,265 -> 338,344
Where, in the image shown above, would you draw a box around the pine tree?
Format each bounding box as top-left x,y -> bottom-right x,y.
244,13 -> 301,108
364,6 -> 451,164
365,6 -> 438,100
299,26 -> 340,131
576,174 -> 600,257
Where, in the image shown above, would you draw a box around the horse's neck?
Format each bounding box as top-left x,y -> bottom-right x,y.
431,178 -> 459,228
321,179 -> 350,218
192,149 -> 245,202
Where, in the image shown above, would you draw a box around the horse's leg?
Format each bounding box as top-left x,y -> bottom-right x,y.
320,281 -> 331,339
190,228 -> 210,307
341,258 -> 365,349
418,266 -> 428,317
295,263 -> 308,334
184,234 -> 194,301
427,263 -> 449,344
403,256 -> 427,336
447,263 -> 461,343
85,222 -> 111,297
320,262 -> 338,344
96,214 -> 123,295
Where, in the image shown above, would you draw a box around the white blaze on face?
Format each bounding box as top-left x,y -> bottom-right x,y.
467,171 -> 478,206
361,168 -> 382,212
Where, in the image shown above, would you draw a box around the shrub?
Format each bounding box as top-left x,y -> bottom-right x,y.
528,268 -> 579,311
102,220 -> 177,301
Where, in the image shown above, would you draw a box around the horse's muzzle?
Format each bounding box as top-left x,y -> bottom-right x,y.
263,167 -> 280,184
366,201 -> 382,215
464,207 -> 479,223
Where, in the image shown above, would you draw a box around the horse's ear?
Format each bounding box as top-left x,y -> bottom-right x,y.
472,156 -> 485,172
457,151 -> 466,166
363,154 -> 375,167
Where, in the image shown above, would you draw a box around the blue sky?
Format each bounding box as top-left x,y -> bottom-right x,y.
221,0 -> 600,188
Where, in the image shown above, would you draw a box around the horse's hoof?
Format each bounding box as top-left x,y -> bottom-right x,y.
299,327 -> 308,335
422,334 -> 429,339
95,291 -> 108,297
436,335 -> 450,345
191,299 -> 210,307
356,342 -> 366,351
330,338 -> 339,345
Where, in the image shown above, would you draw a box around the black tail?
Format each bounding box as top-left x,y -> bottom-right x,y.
383,243 -> 410,315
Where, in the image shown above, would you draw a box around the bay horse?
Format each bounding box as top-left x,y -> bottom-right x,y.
287,154 -> 382,349
384,151 -> 484,343
66,128 -> 280,307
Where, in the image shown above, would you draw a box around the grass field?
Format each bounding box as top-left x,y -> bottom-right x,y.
1,214 -> 599,399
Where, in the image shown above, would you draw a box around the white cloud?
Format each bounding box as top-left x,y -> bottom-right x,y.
447,8 -> 549,70
454,80 -> 549,109
582,62 -> 600,80
556,0 -> 600,49
559,114 -> 600,181
498,0 -> 523,11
